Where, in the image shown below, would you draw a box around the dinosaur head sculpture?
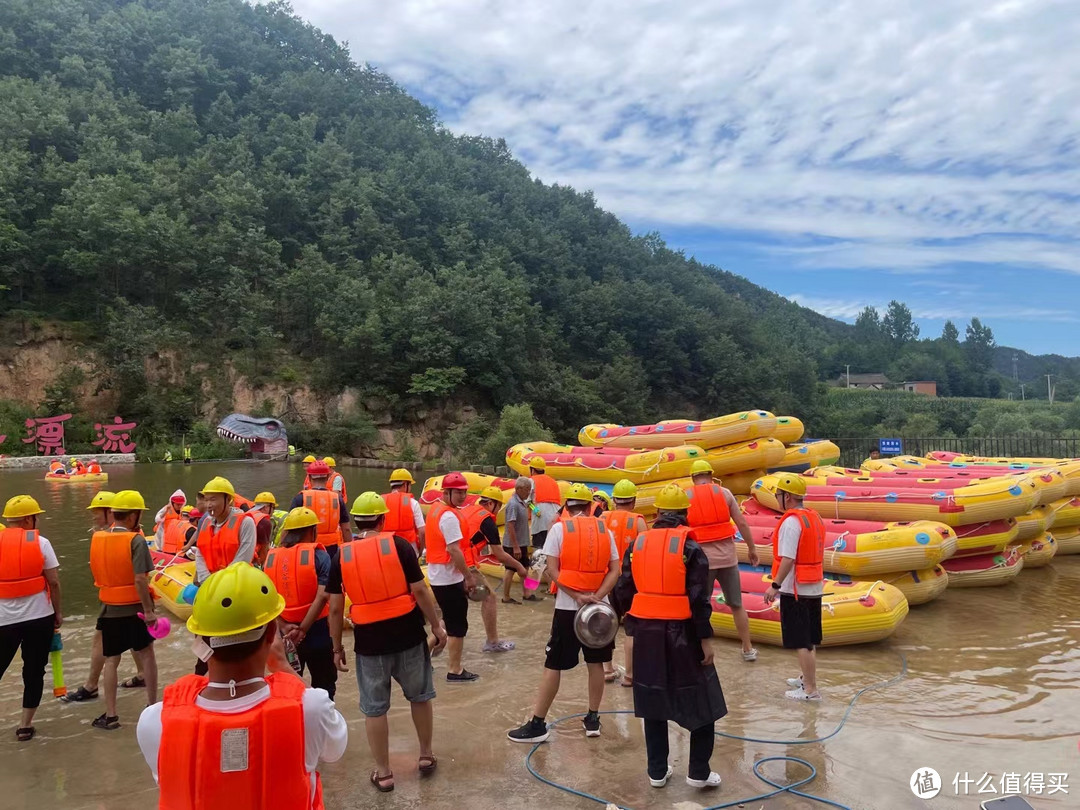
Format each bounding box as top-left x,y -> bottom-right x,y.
216,414 -> 288,454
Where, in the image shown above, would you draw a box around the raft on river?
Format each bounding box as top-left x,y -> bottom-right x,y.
44,472 -> 109,483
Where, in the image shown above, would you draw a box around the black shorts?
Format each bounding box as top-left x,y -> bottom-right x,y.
98,615 -> 153,657
544,608 -> 614,671
779,595 -> 823,650
431,582 -> 470,638
502,545 -> 531,571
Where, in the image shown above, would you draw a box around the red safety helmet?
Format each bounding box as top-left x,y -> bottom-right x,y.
307,460 -> 331,476
187,509 -> 203,520
442,471 -> 469,490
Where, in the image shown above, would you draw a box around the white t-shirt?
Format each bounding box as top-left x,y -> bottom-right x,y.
137,683 -> 347,806
331,475 -> 344,494
409,498 -> 425,529
542,521 -> 620,611
0,534 -> 59,627
776,516 -> 824,597
427,510 -> 465,586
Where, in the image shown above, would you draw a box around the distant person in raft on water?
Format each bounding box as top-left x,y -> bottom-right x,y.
507,483 -> 621,743
292,461 -> 351,549
0,495 -> 63,743
762,473 -> 826,701
264,507 -> 337,700
501,477 -> 540,603
685,459 -> 760,663
603,479 -> 648,685
137,562 -> 348,809
381,468 -> 426,556
527,457 -> 562,551
65,491 -> 146,704
89,489 -> 159,730
328,492 -> 445,793
611,483 -> 728,790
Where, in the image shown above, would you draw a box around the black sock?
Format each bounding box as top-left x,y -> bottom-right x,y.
532,715 -> 545,725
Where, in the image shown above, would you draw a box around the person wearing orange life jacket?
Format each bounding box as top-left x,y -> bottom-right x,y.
290,461 -> 350,550
300,454 -> 317,488
0,496 -> 63,742
90,489 -> 159,731
158,506 -> 199,557
468,487 -> 532,653
592,490 -> 612,518
328,492 -> 444,793
86,460 -> 103,475
762,473 -> 825,701
610,483 -> 728,790
154,490 -> 187,542
322,457 -> 348,502
685,460 -> 760,663
248,492 -> 278,567
602,479 -> 648,686
265,507 -> 336,700
424,472 -> 484,682
527,457 -> 562,549
65,492 -> 147,704
194,477 -> 257,585
137,563 -> 348,809
382,468 -> 426,555
507,484 -> 621,744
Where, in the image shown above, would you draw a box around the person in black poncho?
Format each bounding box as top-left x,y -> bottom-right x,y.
610,483 -> 727,790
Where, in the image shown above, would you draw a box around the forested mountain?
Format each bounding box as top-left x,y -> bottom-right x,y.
0,0 -> 1074,446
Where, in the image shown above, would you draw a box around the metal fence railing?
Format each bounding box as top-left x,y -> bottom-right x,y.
831,435 -> 1080,469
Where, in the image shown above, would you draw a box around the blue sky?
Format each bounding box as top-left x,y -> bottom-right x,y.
294,1 -> 1080,356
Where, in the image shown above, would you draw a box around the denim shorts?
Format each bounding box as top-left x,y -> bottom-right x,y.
356,641 -> 435,717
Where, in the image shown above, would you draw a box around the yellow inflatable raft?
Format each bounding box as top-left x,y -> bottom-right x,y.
772,416 -> 805,445
1051,528 -> 1080,555
1013,505 -> 1055,542
578,410 -> 777,449
710,570 -> 908,647
950,519 -> 1019,556
150,561 -> 195,620
942,548 -> 1024,587
871,566 -> 949,606
1048,496 -> 1080,530
769,440 -> 841,473
1012,532 -> 1057,569
44,472 -> 109,483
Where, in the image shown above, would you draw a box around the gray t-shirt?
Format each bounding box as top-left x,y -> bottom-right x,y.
503,494 -> 531,549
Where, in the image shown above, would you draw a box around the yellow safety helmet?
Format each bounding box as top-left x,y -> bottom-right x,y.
180,504 -> 194,515
86,491 -> 116,511
302,454 -> 317,464
690,459 -> 713,476
3,495 -> 45,519
479,486 -> 504,503
774,473 -> 807,498
565,483 -> 593,504
612,479 -> 637,499
254,491 -> 277,507
187,562 -> 285,642
200,476 -> 236,497
111,490 -> 147,511
389,468 -> 415,484
351,491 -> 389,516
323,456 -> 336,467
282,506 -> 320,531
655,483 -> 690,511
593,491 -> 613,509
528,457 -> 547,471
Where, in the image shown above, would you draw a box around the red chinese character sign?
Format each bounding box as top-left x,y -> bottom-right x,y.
23,414 -> 72,456
93,416 -> 137,454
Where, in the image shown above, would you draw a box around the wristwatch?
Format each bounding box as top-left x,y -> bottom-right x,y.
768,582 -> 780,591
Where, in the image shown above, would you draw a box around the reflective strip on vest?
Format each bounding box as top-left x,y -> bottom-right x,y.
303,490 -> 342,546
628,527 -> 691,620
339,534 -> 416,624
558,518 -> 608,592
0,528 -> 47,599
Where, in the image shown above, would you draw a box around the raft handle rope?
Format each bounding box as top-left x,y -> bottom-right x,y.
524,651 -> 907,810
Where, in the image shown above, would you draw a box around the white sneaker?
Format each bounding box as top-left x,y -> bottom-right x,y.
786,675 -> 803,688
686,772 -> 723,788
741,648 -> 758,662
785,686 -> 821,701
649,765 -> 674,788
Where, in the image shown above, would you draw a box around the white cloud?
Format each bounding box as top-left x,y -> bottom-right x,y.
294,0 -> 1080,275
789,295 -> 1079,324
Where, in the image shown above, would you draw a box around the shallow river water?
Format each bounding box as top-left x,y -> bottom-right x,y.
1,461 -> 1076,809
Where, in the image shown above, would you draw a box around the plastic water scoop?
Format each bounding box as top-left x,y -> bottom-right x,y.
139,612 -> 172,639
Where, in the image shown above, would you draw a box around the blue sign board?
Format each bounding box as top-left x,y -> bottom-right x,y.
879,438 -> 903,456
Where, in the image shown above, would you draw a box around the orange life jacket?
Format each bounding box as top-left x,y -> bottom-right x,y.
458,503 -> 490,567
161,520 -> 193,555
382,491 -> 418,547
771,508 -> 826,596
628,527 -> 692,620
90,530 -> 140,605
339,533 -> 417,624
301,490 -> 343,547
604,510 -> 647,560
159,507 -> 184,533
232,494 -> 255,511
265,543 -> 328,623
158,672 -> 322,810
530,473 -> 561,505
0,528 -> 47,599
686,483 -> 736,543
557,516 -> 609,593
424,502 -> 464,565
327,471 -> 347,502
197,512 -> 249,574
73,462 -> 86,475
87,462 -> 102,474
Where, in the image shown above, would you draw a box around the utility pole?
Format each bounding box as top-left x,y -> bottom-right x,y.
1020,383 -> 1026,401
1047,374 -> 1055,405
845,364 -> 851,388
1013,354 -> 1018,382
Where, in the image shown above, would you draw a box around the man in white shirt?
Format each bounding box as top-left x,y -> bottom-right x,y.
138,563 -> 346,808
0,496 -> 63,742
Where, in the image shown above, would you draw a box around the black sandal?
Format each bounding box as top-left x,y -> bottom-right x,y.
62,686 -> 99,702
418,754 -> 437,775
15,727 -> 35,742
370,770 -> 394,792
92,713 -> 120,730
120,676 -> 146,689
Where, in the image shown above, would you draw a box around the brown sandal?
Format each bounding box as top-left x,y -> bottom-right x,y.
370,770 -> 394,792
418,754 -> 437,775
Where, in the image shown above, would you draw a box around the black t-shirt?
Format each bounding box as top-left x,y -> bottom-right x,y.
290,490 -> 350,525
327,535 -> 428,656
473,515 -> 501,549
